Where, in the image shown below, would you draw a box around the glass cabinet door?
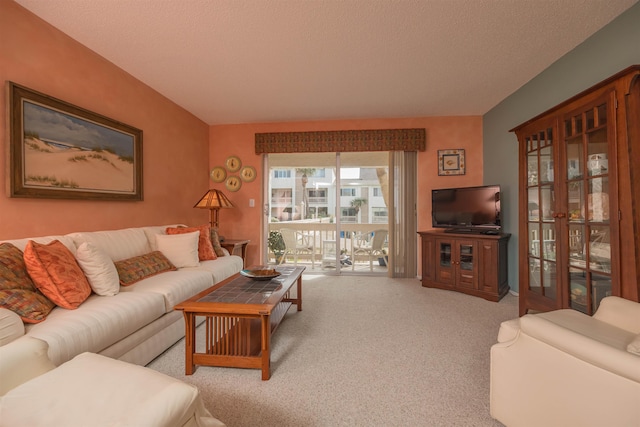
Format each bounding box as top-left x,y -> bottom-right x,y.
564,98 -> 615,314
439,242 -> 452,267
525,127 -> 558,306
456,242 -> 475,288
459,244 -> 473,271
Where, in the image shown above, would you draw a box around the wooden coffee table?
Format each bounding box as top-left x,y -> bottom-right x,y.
174,265 -> 305,380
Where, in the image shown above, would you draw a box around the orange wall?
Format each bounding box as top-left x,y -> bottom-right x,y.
0,0 -> 211,239
210,117 -> 483,267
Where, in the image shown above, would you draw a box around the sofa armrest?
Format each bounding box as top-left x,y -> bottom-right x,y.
593,296 -> 640,334
0,308 -> 25,346
496,318 -> 520,343
0,336 -> 56,396
520,314 -> 640,383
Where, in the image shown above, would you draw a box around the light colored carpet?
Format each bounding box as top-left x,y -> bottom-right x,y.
147,275 -> 517,426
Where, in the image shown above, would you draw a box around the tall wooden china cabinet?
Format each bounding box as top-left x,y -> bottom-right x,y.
512,66 -> 640,316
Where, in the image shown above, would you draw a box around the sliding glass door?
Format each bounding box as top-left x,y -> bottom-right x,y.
266,152 -> 390,275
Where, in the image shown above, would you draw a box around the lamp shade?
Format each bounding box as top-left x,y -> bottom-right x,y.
194,189 -> 235,209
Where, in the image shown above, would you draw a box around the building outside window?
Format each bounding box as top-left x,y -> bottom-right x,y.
273,169 -> 291,178
307,189 -> 327,204
271,188 -> 292,204
372,207 -> 388,223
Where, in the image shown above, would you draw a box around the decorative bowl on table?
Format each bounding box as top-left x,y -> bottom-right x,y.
240,268 -> 281,280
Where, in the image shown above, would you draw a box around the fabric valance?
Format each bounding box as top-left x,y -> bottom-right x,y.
255,128 -> 426,154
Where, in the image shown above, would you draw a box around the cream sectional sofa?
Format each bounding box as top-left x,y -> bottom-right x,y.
490,296 -> 640,427
0,224 -> 243,366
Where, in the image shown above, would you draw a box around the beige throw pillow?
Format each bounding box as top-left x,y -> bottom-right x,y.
155,231 -> 200,268
75,242 -> 120,296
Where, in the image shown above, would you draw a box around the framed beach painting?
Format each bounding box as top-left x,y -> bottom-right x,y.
8,82 -> 143,200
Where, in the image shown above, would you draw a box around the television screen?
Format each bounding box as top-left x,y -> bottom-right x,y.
432,185 -> 501,233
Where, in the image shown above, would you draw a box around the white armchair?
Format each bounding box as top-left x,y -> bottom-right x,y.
279,228 -> 315,267
351,229 -> 387,271
490,296 -> 640,427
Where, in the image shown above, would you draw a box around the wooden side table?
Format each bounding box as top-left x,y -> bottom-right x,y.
220,239 -> 250,266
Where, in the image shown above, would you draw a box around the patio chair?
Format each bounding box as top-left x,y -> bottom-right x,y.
279,228 -> 315,267
351,229 -> 388,271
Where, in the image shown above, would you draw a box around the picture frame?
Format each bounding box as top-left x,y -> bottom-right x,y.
8,82 -> 143,200
438,149 -> 465,176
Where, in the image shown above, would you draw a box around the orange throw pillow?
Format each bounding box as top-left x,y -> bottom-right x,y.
23,240 -> 91,310
166,225 -> 217,261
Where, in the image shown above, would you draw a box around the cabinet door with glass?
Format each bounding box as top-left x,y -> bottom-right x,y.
435,239 -> 455,287
522,120 -> 560,314
562,92 -> 619,315
455,240 -> 477,290
434,238 -> 477,290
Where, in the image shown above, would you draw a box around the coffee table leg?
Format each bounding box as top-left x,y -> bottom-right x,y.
261,313 -> 271,380
183,312 -> 195,375
297,274 -> 303,311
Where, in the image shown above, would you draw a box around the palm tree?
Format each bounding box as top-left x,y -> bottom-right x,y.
350,198 -> 368,214
296,168 -> 316,219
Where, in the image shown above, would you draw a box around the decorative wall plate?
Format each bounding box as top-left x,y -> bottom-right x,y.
225,175 -> 242,192
240,165 -> 257,182
225,155 -> 242,172
210,166 -> 227,183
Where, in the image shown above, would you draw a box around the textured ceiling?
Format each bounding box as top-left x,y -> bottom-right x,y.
15,0 -> 639,125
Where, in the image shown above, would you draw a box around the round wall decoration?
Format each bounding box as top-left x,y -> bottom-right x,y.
225,175 -> 242,192
210,166 -> 227,183
225,155 -> 242,172
240,166 -> 257,182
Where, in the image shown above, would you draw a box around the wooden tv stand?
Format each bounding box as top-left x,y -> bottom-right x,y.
418,230 -> 510,302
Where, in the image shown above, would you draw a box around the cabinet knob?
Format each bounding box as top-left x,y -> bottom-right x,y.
553,213 -> 566,219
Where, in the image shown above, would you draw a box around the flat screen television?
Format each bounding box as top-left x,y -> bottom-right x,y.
432,185 -> 501,233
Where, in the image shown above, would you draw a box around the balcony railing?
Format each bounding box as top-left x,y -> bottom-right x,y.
271,197 -> 292,204
268,220 -> 388,269
307,196 -> 327,204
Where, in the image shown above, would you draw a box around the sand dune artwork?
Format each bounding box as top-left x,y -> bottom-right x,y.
10,82 -> 142,200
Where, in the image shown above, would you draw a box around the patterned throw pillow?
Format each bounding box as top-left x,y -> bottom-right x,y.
114,251 -> 176,286
23,240 -> 92,310
166,225 -> 217,261
210,227 -> 225,257
0,243 -> 55,323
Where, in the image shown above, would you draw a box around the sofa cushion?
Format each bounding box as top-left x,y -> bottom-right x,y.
23,240 -> 91,310
0,351 -> 224,427
68,227 -> 151,262
75,242 -> 120,296
0,243 -> 55,323
119,269 -> 214,312
156,231 -> 201,268
1,235 -> 76,253
521,310 -> 640,383
0,308 -> 25,345
25,291 -> 166,366
191,255 -> 245,284
166,224 -> 217,261
115,251 -> 176,286
0,336 -> 56,396
141,224 -> 184,251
